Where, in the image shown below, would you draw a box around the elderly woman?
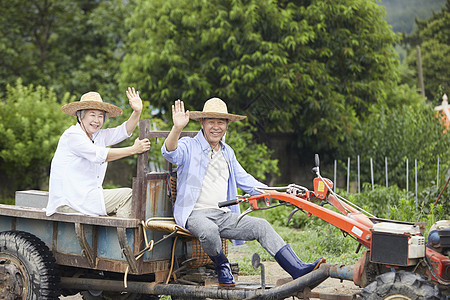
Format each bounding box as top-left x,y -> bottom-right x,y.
46,88 -> 150,218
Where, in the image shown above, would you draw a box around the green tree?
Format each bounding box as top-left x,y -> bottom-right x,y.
121,0 -> 402,155
403,0 -> 450,100
0,80 -> 73,195
226,119 -> 279,181
0,0 -> 130,102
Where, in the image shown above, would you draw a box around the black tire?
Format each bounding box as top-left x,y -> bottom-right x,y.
361,270 -> 443,300
0,230 -> 60,299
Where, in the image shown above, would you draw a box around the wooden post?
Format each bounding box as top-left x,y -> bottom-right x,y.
370,158 -> 374,191
137,119 -> 150,179
347,157 -> 350,193
406,159 -> 409,200
415,159 -> 418,207
132,119 -> 150,220
334,160 -> 337,192
417,46 -> 425,98
385,157 -> 388,188
357,155 -> 360,193
437,156 -> 440,191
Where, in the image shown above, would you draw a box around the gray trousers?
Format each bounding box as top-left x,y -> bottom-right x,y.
186,209 -> 286,257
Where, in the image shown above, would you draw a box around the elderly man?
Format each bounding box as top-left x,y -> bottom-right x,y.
46,88 -> 150,218
161,98 -> 325,287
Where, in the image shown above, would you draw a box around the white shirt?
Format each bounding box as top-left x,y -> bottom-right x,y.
194,147 -> 230,211
46,122 -> 130,216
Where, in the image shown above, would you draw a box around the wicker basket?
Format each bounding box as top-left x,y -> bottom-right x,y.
169,174 -> 229,268
190,238 -> 229,268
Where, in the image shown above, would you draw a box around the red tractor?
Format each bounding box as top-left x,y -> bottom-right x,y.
219,154 -> 450,299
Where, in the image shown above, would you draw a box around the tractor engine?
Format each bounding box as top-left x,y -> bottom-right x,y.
370,222 -> 425,266
428,220 -> 450,257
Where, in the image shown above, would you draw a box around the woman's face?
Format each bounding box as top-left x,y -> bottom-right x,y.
80,109 -> 105,137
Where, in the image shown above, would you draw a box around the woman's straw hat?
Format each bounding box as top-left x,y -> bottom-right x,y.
189,98 -> 246,122
61,92 -> 122,117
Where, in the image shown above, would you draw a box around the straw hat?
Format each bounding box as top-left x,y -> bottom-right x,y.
61,92 -> 122,117
189,98 -> 246,122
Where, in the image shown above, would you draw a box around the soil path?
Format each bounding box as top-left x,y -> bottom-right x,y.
228,244 -> 362,297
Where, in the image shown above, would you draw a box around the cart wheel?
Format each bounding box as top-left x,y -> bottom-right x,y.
81,291 -> 159,299
0,230 -> 60,299
360,270 -> 443,300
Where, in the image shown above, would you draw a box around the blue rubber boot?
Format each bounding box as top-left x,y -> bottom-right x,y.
274,244 -> 326,279
209,250 -> 235,287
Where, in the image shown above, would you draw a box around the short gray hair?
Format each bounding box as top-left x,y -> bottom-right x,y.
76,109 -> 108,123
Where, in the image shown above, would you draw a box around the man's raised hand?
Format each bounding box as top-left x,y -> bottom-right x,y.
172,100 -> 190,130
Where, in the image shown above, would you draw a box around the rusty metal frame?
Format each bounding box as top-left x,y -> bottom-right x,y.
75,223 -> 96,268
117,227 -> 138,273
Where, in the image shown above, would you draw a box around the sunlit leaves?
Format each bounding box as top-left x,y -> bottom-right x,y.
0,80 -> 74,191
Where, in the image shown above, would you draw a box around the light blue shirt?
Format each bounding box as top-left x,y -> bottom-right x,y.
161,130 -> 267,228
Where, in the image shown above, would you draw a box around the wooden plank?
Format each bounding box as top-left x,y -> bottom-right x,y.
147,131 -> 197,138
138,119 -> 150,179
0,204 -> 140,228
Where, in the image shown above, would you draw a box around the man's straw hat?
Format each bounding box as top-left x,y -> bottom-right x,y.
61,92 -> 122,117
189,98 -> 246,122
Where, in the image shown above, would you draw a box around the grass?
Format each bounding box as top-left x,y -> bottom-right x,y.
232,221 -> 363,276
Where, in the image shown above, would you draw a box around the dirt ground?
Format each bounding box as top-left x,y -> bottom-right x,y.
60,244 -> 361,299
228,244 -> 361,297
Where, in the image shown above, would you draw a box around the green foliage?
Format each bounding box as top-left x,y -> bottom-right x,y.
339,100 -> 450,189
403,0 -> 450,100
0,80 -> 73,193
0,0 -> 130,101
340,184 -> 449,225
340,184 -> 406,219
227,120 -> 279,180
121,0 -> 401,153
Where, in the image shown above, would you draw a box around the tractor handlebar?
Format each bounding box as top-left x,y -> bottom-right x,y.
218,199 -> 240,208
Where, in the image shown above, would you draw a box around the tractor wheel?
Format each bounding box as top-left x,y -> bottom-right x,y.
0,230 -> 60,299
361,270 -> 443,300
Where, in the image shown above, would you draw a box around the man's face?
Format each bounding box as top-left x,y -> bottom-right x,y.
81,109 -> 105,136
201,118 -> 228,147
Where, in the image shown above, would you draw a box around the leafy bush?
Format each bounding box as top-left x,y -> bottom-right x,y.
0,80 -> 73,196
345,183 -> 449,225
342,184 -> 409,218
339,100 -> 450,190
